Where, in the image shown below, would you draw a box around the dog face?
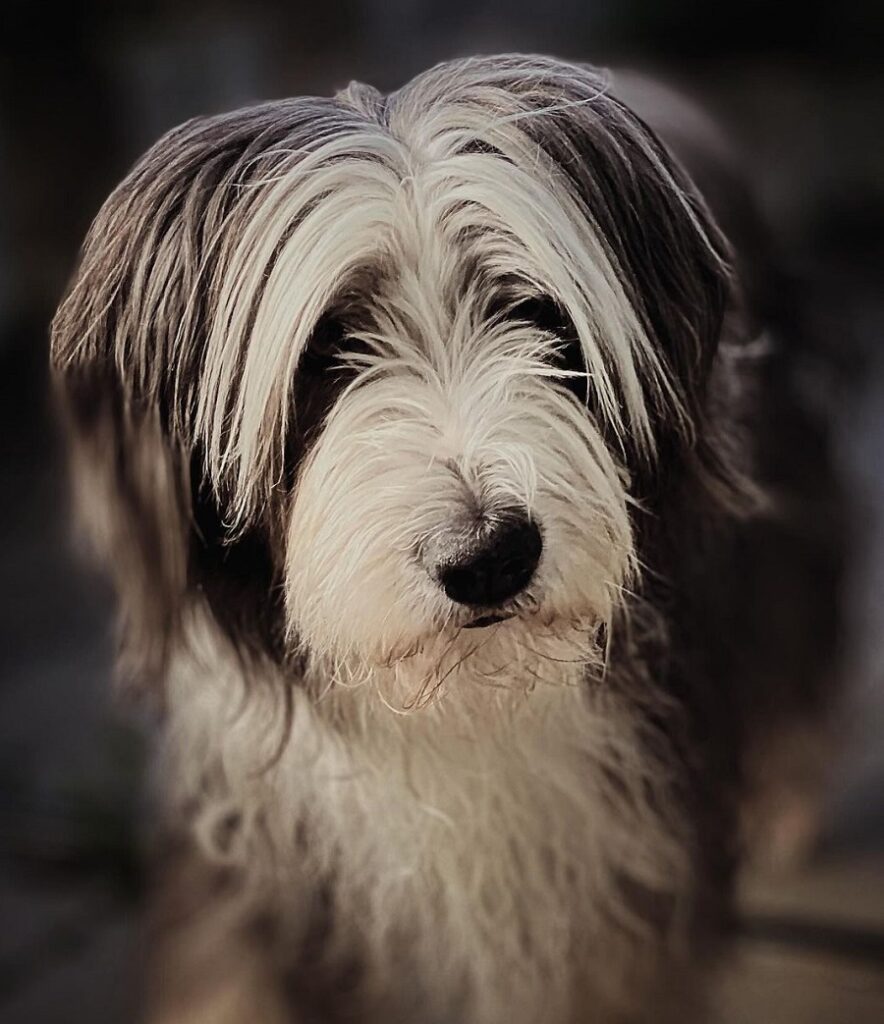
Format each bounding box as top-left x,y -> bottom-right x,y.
51,55 -> 730,693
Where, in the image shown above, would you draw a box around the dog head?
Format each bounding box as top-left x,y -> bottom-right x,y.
51,55 -> 732,696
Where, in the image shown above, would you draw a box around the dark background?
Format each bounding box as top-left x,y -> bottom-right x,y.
1,2 -> 882,1020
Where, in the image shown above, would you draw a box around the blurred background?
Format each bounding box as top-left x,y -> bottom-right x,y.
0,1 -> 882,1021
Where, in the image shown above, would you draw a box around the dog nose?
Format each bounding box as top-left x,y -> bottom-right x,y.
437,515 -> 542,607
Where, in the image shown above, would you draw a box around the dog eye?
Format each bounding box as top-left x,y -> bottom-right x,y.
300,315 -> 348,375
508,296 -> 587,400
287,315 -> 359,487
507,295 -> 567,335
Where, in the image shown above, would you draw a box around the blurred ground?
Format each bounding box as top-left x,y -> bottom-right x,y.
1,2 -> 882,1020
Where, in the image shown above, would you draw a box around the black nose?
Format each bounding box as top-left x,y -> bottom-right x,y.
437,515 -> 542,607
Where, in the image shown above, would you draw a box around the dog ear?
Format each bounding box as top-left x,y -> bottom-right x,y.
50,369 -> 190,694
49,115 -> 221,691
516,63 -> 732,423
50,106 -> 311,691
507,60 -> 744,504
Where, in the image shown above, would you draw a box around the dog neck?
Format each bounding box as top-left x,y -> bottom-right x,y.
161,608 -> 689,1023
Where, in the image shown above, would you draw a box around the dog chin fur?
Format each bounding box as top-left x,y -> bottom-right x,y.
50,53 -> 795,1024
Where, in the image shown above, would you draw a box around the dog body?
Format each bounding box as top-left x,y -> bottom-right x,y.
51,55 -> 839,1023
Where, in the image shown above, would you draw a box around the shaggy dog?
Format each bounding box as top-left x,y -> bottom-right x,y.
51,55 -> 842,1023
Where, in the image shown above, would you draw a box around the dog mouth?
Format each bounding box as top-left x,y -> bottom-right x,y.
463,612 -> 515,629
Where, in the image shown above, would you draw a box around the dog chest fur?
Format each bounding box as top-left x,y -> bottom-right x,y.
159,615 -> 690,1023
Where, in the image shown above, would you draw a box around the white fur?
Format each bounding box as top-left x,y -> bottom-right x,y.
285,314 -> 635,666
162,610 -> 691,1024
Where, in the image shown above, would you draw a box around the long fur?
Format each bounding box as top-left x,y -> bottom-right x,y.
50,55 -> 793,1024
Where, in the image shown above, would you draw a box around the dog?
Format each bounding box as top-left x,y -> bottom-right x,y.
50,54 -> 843,1023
